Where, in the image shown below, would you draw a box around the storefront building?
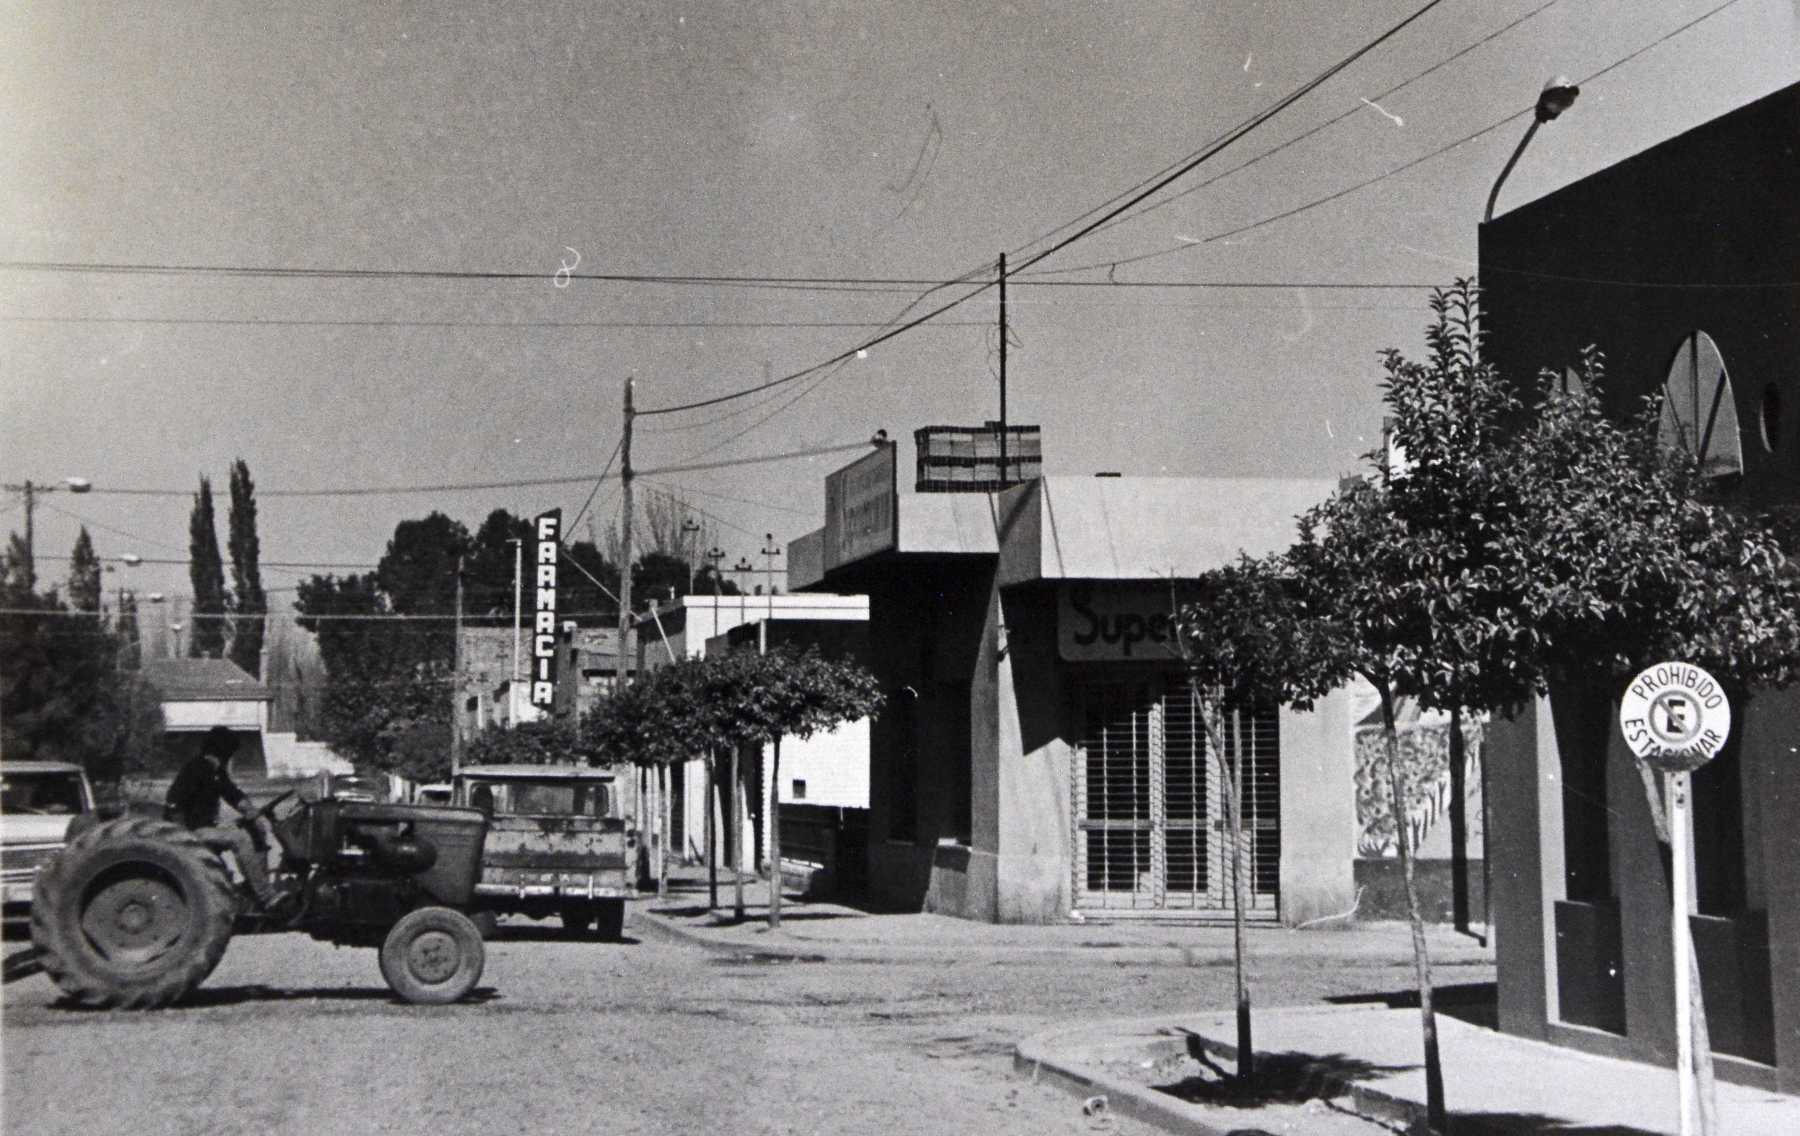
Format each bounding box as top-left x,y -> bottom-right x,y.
1481,82 -> 1800,1092
792,447 -> 1362,925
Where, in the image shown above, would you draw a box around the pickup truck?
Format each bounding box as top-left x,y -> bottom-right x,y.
1,761 -> 97,919
454,764 -> 632,939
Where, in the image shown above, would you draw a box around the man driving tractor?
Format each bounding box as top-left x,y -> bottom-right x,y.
163,726 -> 291,915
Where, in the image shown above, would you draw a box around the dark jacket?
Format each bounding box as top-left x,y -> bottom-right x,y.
163,755 -> 250,830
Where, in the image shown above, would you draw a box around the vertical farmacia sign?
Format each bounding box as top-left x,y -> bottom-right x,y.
531,509 -> 561,708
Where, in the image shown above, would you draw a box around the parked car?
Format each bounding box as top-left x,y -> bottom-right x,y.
414,783 -> 453,806
1,761 -> 97,918
317,772 -> 387,803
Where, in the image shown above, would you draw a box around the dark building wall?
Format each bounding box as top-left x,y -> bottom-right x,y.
1481,82 -> 1800,1093
862,557 -> 993,912
1481,83 -> 1800,510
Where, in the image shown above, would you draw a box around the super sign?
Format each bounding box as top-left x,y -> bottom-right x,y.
1618,661 -> 1731,774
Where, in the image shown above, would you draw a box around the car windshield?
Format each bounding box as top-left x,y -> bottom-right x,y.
0,770 -> 86,815
466,779 -> 610,818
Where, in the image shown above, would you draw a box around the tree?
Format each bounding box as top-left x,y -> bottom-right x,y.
226,459 -> 266,677
584,646 -> 883,928
1174,559 -> 1338,1091
0,579 -> 165,783
462,717 -> 592,768
67,527 -> 102,614
116,590 -> 142,672
4,531 -> 33,594
187,477 -> 228,658
1274,282 -> 1800,1134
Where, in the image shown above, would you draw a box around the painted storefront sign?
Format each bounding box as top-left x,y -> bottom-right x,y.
824,443 -> 897,571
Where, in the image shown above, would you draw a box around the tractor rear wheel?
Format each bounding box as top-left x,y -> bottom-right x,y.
595,899 -> 625,942
379,907 -> 484,1004
30,818 -> 239,1009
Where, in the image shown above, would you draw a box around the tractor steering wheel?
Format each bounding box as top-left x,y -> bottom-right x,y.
247,788 -> 298,825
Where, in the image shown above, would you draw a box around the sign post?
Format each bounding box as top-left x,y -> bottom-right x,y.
1619,661 -> 1731,1136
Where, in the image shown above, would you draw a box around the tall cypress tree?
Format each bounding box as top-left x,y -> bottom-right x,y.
117,589 -> 142,670
187,476 -> 228,658
226,459 -> 266,677
68,527 -> 102,613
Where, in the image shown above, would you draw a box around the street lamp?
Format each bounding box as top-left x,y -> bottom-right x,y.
1484,76 -> 1579,224
705,546 -> 725,599
732,556 -> 755,627
760,534 -> 782,623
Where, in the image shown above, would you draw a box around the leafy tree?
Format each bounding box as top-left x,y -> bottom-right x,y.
0,580 -> 165,783
585,646 -> 883,927
1272,282 -> 1800,1134
67,527 -> 102,613
461,717 -> 592,768
463,509 -> 533,625
226,459 -> 266,677
633,550 -> 691,608
187,477 -> 228,658
1174,559 -> 1338,1091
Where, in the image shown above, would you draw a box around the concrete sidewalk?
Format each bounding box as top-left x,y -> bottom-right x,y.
1016,1004 -> 1800,1136
635,867 -> 1497,970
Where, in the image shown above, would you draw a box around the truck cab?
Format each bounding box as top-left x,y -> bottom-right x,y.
453,764 -> 632,939
1,761 -> 97,919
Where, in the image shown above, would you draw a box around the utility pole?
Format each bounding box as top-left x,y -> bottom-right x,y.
682,517 -> 702,596
21,480 -> 34,593
730,554 -> 754,921
998,252 -> 1008,489
509,538 -> 522,724
617,376 -> 636,694
761,533 -> 781,625
452,556 -> 464,777
705,546 -> 725,911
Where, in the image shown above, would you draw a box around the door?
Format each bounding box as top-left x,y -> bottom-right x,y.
1073,674 -> 1280,915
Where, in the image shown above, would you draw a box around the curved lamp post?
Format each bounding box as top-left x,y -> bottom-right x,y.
1484,76 -> 1579,224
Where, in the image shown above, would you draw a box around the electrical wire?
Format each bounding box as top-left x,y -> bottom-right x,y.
633,0 -> 1451,420
1035,0 -> 1753,271
0,314 -> 992,330
567,435 -> 624,537
1021,0 -> 1569,275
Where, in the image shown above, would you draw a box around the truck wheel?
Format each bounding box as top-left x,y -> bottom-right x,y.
379,907 -> 484,1004
29,818 -> 239,1009
595,899 -> 625,942
559,902 -> 594,937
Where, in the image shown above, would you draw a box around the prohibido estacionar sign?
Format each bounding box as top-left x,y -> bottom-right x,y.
1617,660 -> 1731,774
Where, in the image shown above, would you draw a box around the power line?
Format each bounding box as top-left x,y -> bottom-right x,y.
1022,0 -> 1569,275
636,439 -> 876,478
567,435 -> 624,537
0,314 -> 992,330
1039,0 -> 1753,270
636,476 -> 819,519
634,0 -> 1451,420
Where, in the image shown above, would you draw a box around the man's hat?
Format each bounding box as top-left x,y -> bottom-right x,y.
202,726 -> 237,757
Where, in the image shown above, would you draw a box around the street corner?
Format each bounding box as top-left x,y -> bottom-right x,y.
1014,1014 -> 1404,1136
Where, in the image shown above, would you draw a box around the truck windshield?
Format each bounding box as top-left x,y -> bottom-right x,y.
0,771 -> 86,815
467,780 -> 610,818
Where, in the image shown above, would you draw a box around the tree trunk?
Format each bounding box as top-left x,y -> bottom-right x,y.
1228,703 -> 1254,1090
767,737 -> 782,930
1448,707 -> 1472,939
1380,684 -> 1446,1133
657,763 -> 670,897
706,751 -> 718,913
1635,763 -> 1719,1136
732,743 -> 746,921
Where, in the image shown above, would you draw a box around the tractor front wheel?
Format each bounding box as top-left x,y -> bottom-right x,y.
378,907 -> 485,1004
30,818 -> 239,1009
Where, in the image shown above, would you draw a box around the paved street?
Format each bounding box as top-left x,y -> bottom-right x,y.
0,898 -> 1477,1136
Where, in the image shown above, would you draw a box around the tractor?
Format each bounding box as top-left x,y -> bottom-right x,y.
30,790 -> 491,1008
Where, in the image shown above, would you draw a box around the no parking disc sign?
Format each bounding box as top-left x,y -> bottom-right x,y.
1619,661 -> 1731,774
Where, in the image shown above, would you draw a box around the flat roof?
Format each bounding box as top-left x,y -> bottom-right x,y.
456,764 -> 616,779
794,475 -> 1332,588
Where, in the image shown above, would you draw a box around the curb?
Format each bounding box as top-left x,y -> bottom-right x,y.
633,905 -> 1495,970
1014,1025 -> 1245,1136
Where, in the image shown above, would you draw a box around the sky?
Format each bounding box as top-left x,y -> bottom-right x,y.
3,0 -> 1796,637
